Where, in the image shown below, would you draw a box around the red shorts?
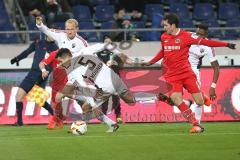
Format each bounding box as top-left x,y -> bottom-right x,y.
167,75 -> 200,95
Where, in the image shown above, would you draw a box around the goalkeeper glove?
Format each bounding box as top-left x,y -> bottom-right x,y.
227,43 -> 236,49
10,57 -> 19,66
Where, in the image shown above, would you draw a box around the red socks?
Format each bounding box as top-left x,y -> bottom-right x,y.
178,102 -> 198,125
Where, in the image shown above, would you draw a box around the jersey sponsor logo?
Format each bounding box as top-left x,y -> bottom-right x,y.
200,48 -> 204,53
72,43 -> 76,48
164,46 -> 180,51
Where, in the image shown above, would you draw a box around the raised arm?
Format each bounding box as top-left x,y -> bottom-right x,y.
36,16 -> 61,41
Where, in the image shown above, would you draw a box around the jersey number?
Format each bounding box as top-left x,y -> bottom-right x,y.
78,57 -> 96,71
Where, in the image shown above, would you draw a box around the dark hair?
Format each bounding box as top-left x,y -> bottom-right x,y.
55,48 -> 72,58
197,23 -> 208,31
102,35 -> 112,42
163,13 -> 179,28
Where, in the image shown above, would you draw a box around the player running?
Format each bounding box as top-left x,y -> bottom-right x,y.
142,13 -> 236,133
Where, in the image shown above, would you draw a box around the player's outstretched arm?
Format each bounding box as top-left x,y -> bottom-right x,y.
10,41 -> 36,66
141,49 -> 164,66
188,34 -> 236,49
35,16 -> 60,41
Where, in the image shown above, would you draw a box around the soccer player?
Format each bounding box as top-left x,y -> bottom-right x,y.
96,36 -> 132,123
53,48 -> 136,131
188,23 -> 220,123
142,13 -> 236,133
10,36 -> 58,126
36,17 -> 88,129
157,23 -> 220,124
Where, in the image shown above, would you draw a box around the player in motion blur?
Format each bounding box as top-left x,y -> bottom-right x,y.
36,17 -> 88,129
142,13 -> 236,133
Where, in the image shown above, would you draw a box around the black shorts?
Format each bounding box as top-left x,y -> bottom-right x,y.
19,70 -> 48,93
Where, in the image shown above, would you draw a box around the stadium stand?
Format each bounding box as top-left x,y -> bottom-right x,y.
72,5 -> 92,22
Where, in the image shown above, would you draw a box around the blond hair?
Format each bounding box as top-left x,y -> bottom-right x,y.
65,19 -> 79,28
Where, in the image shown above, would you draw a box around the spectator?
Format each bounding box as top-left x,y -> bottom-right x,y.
111,8 -> 138,41
46,0 -> 73,27
18,0 -> 47,24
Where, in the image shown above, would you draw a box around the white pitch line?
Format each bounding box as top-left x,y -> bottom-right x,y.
0,132 -> 240,140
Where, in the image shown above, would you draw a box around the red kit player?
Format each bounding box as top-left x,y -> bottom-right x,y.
142,13 -> 236,133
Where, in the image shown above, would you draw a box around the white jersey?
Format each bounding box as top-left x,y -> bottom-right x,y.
189,44 -> 217,84
36,23 -> 88,55
189,44 -> 216,69
65,44 -> 127,107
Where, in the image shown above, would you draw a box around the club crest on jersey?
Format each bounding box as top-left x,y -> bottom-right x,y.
200,48 -> 204,53
175,39 -> 180,43
72,43 -> 76,48
191,33 -> 199,39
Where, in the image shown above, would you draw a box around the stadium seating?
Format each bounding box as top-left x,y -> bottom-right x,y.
72,5 -> 92,22
161,0 -> 185,5
132,21 -> 146,40
193,3 -> 215,20
218,3 -> 240,20
92,0 -> 109,6
222,19 -> 240,40
169,3 -> 190,20
52,22 -> 65,30
147,13 -> 162,41
204,19 -> 222,38
0,26 -> 19,43
95,5 -> 114,22
100,21 -> 114,40
145,4 -> 164,20
179,19 -> 194,29
79,21 -> 98,42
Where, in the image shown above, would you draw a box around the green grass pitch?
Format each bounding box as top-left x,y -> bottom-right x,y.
0,122 -> 240,160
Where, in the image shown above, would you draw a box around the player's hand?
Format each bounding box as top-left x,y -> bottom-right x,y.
92,107 -> 102,117
209,87 -> 217,101
106,60 -> 113,66
140,61 -> 152,66
36,16 -> 43,25
227,43 -> 236,49
42,70 -> 49,79
10,57 -> 19,66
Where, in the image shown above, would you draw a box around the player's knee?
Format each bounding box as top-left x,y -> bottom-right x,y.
195,98 -> 204,106
171,96 -> 182,106
55,92 -> 64,103
15,89 -> 25,102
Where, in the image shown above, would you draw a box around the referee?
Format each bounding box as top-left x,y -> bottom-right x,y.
10,36 -> 58,126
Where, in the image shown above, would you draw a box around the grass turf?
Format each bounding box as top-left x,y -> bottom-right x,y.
0,122 -> 240,160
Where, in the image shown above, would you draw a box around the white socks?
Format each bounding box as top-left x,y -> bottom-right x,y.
190,102 -> 202,123
97,114 -> 116,127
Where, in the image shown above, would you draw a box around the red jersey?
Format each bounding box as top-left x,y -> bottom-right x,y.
42,49 -> 59,69
41,49 -> 68,91
149,29 -> 228,82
